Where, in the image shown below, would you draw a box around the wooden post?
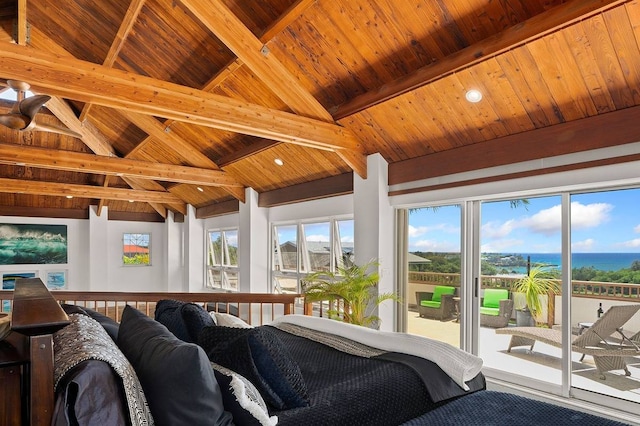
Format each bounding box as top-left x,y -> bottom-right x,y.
11,278 -> 70,426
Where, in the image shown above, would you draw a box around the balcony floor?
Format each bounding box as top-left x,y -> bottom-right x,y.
407,312 -> 640,405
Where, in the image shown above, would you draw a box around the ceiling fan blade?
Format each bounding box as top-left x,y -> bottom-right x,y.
18,95 -> 51,120
32,122 -> 82,139
0,113 -> 29,130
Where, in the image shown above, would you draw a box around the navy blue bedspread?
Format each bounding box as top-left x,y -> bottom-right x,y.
400,390 -> 631,426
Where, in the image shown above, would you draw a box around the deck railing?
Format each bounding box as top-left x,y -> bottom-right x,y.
409,271 -> 640,326
408,271 -> 640,301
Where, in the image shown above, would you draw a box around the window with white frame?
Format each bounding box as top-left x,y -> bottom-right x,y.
271,218 -> 354,293
206,229 -> 239,290
122,233 -> 151,265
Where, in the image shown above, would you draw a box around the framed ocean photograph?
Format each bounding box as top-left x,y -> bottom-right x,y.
2,271 -> 37,290
46,270 -> 67,290
0,224 -> 68,265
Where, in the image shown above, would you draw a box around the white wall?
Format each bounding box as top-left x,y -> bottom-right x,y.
0,208 -> 182,292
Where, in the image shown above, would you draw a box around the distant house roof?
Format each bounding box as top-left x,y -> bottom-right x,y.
408,253 -> 431,263
124,244 -> 149,253
280,241 -> 354,253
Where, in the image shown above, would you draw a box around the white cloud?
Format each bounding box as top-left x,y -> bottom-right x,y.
572,238 -> 595,251
481,238 -> 524,253
408,225 -> 429,238
617,238 -> 640,248
634,224 -> 640,233
520,205 -> 561,236
570,202 -> 613,229
481,220 -> 517,239
412,239 -> 459,252
409,223 -> 458,238
492,201 -> 613,238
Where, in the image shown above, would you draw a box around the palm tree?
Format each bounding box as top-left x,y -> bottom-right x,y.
302,259 -> 399,327
512,266 -> 559,325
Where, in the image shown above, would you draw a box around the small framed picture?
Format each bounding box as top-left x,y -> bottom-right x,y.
46,270 -> 67,290
2,272 -> 37,290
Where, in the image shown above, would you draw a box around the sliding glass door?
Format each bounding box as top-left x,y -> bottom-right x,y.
406,205 -> 462,349
570,188 -> 640,405
399,184 -> 640,416
479,196 -> 562,387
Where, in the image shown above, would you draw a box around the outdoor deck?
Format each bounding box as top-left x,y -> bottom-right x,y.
407,313 -> 640,404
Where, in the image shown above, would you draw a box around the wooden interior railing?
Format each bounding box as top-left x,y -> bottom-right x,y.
2,290 -> 303,325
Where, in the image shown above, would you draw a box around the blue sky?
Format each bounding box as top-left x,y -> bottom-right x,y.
408,188 -> 640,253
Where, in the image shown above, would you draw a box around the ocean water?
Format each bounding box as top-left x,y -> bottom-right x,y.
506,253 -> 640,273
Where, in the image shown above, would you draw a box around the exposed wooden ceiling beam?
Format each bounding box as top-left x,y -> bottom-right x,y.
217,140 -> 281,167
0,142 -> 242,187
0,42 -> 361,152
157,0 -> 317,166
180,0 -> 367,177
28,29 -> 246,204
16,0 -> 27,45
123,112 -> 246,202
0,178 -> 184,204
333,0 -> 628,119
181,0 -> 332,122
79,0 -> 147,122
45,96 -> 116,156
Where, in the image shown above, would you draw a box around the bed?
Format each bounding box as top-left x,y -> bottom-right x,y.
3,278 -> 632,426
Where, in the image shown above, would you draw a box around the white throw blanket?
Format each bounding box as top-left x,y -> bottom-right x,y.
270,314 -> 482,391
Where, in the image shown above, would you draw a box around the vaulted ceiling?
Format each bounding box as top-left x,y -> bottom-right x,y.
0,0 -> 639,221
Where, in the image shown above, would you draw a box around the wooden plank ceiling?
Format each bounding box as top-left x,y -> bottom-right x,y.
0,0 -> 638,221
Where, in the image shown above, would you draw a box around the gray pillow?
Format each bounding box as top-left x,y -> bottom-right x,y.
117,305 -> 233,426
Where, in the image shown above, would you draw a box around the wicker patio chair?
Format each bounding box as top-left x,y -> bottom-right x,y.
480,289 -> 514,328
416,286 -> 456,321
496,304 -> 640,379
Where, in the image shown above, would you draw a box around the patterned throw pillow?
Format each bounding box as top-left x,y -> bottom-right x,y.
199,326 -> 309,411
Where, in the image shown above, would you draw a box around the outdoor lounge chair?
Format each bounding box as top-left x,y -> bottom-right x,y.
496,304 -> 640,379
480,289 -> 513,328
416,286 -> 456,321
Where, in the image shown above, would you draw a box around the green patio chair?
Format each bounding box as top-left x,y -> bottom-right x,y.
416,285 -> 456,321
480,288 -> 513,328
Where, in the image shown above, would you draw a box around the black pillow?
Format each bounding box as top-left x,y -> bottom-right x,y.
200,326 -> 309,411
117,305 -> 233,426
154,299 -> 190,341
61,304 -> 120,341
181,302 -> 215,343
155,299 -> 215,343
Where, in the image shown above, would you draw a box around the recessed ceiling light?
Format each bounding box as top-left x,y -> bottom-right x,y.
128,200 -> 134,203
197,186 -> 204,192
66,195 -> 73,199
465,89 -> 482,103
274,158 -> 284,166
15,162 -> 25,166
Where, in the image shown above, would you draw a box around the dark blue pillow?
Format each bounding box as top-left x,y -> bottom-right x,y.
154,299 -> 190,341
154,299 -> 214,343
118,305 -> 232,426
181,302 -> 215,343
200,326 -> 309,411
